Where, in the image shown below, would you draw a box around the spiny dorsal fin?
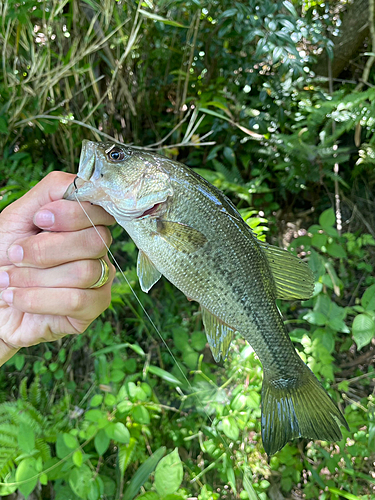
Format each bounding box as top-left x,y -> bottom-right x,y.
156,220 -> 207,253
258,241 -> 315,300
137,250 -> 162,293
201,308 -> 236,362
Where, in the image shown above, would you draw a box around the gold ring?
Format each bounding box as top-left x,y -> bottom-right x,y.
90,258 -> 110,289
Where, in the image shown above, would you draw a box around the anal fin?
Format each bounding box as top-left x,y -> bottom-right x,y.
137,251 -> 162,293
201,308 -> 236,362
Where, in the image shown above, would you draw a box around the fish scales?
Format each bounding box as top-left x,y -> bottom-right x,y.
64,140 -> 349,455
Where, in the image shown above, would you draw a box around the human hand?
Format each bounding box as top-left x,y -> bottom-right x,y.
0,171 -> 116,367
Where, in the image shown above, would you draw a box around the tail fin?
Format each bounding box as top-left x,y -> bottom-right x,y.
261,365 -> 349,456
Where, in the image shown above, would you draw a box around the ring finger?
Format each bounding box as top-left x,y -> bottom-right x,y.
1,257 -> 115,290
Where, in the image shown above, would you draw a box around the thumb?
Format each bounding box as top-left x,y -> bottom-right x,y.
3,172 -> 76,230
0,172 -> 76,265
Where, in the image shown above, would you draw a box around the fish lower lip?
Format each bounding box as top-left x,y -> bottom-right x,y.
138,203 -> 161,218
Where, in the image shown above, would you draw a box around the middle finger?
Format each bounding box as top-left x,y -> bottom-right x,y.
7,226 -> 112,268
1,257 -> 114,290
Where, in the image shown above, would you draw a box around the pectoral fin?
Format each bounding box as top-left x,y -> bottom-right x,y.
201,308 -> 236,362
156,220 -> 207,253
259,241 -> 315,300
137,251 -> 162,293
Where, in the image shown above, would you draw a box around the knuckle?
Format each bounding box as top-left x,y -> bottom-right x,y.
69,289 -> 87,312
90,226 -> 112,255
29,236 -> 47,267
77,260 -> 97,286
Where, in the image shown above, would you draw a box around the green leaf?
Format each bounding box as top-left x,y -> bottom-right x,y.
148,365 -> 182,385
118,438 -> 137,475
90,395 -> 103,407
154,448 -> 183,496
139,9 -> 188,28
56,434 -> 74,459
243,467 -> 260,500
352,314 -> 375,350
18,423 -> 35,453
362,284 -> 375,311
132,406 -> 150,425
283,0 -> 297,17
69,465 -> 92,499
311,233 -> 327,249
191,331 -> 207,351
123,446 -> 165,500
222,417 -> 240,441
326,242 -> 347,259
95,429 -> 111,455
105,422 -> 130,444
73,450 -> 83,467
303,311 -> 327,326
15,458 -> 38,498
64,433 -> 79,449
319,208 -> 335,228
328,487 -> 361,500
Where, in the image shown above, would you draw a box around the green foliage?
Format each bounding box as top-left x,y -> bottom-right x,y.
1,0 -> 374,498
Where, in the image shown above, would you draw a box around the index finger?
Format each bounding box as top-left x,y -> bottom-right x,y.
34,199 -> 115,231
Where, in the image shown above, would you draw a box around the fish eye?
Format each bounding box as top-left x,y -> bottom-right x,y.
107,147 -> 126,162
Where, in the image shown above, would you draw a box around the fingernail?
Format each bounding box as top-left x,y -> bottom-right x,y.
0,289 -> 13,305
7,245 -> 23,263
0,272 -> 9,289
34,210 -> 55,228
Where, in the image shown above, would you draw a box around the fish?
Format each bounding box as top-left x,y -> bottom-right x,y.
64,139 -> 349,455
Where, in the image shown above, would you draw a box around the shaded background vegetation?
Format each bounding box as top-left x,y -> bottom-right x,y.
0,0 -> 374,499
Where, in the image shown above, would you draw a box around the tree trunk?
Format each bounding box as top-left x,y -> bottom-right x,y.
312,0 -> 369,79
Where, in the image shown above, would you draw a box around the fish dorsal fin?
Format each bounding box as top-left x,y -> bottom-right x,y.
201,308 -> 236,362
258,241 -> 315,300
156,219 -> 207,253
137,250 -> 162,293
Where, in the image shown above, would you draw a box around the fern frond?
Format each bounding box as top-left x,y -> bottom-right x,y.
0,424 -> 18,437
0,434 -> 17,448
19,377 -> 28,401
0,455 -> 16,479
35,439 -> 51,461
29,376 -> 41,408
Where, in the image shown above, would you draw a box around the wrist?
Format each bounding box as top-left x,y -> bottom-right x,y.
0,339 -> 19,367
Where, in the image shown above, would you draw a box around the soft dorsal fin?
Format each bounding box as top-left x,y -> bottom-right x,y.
155,219 -> 207,253
258,241 -> 314,300
137,250 -> 162,293
201,308 -> 236,362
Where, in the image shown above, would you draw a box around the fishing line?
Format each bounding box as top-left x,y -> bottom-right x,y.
74,192 -> 254,490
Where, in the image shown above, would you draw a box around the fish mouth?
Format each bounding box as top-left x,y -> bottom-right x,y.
137,202 -> 163,218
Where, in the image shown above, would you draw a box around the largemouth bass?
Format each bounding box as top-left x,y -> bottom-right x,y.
64,140 -> 349,455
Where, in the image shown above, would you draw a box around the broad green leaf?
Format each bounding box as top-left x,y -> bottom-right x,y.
352,314 -> 375,350
105,422 -> 130,444
154,448 -> 183,496
311,233 -> 327,249
69,465 -> 92,499
222,417 -> 239,441
15,458 -> 38,498
56,434 -> 74,459
303,311 -> 327,326
90,394 -> 103,407
132,405 -> 150,425
64,433 -> 79,449
319,208 -> 335,228
123,446 -> 165,500
326,242 -> 347,259
362,284 -> 375,311
73,450 -> 83,468
95,429 -> 111,455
